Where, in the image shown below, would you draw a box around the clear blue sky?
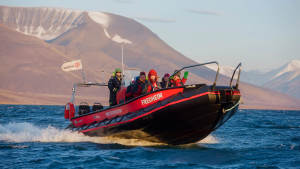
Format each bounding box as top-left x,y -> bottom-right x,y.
1,0 -> 299,71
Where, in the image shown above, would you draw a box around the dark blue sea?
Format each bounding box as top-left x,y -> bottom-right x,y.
0,105 -> 299,169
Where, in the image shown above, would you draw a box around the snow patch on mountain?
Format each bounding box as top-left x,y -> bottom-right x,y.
102,28 -> 132,44
0,7 -> 83,40
89,13 -> 132,44
16,25 -> 55,40
87,11 -> 133,44
101,25 -> 132,44
0,6 -> 133,44
88,12 -> 110,28
104,29 -> 111,39
112,34 -> 132,44
273,59 -> 300,81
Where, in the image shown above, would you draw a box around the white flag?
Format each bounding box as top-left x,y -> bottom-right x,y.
61,60 -> 82,72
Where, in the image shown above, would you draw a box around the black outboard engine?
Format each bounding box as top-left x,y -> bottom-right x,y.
78,102 -> 90,115
92,102 -> 103,112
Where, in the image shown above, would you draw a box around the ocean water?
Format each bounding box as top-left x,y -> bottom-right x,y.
0,105 -> 299,169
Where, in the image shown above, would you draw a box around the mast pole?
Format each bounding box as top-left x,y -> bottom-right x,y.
121,44 -> 125,76
81,68 -> 87,83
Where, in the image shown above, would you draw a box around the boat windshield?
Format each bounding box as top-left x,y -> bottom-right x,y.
123,69 -> 140,87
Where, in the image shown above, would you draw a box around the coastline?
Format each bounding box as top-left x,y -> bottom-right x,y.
1,102 -> 299,111
1,89 -> 299,110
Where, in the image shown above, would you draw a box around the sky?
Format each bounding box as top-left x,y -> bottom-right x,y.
1,0 -> 299,71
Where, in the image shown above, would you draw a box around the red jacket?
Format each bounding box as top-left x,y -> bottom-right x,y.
132,79 -> 147,97
146,81 -> 161,93
146,69 -> 161,93
170,77 -> 187,87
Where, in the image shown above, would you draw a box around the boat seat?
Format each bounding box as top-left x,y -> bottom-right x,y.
92,102 -> 103,112
78,102 -> 90,115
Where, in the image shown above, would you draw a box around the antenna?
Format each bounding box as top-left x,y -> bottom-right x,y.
78,52 -> 87,83
81,68 -> 87,83
121,44 -> 125,77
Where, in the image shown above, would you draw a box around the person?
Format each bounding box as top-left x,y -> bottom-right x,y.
169,70 -> 189,87
145,69 -> 161,93
108,68 -> 122,106
160,73 -> 170,88
131,72 -> 147,98
125,78 -> 136,100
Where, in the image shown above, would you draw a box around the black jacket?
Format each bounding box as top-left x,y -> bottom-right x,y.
108,75 -> 122,106
160,80 -> 170,88
108,76 -> 122,93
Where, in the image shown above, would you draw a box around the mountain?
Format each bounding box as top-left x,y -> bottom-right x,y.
263,60 -> 300,99
205,64 -> 236,79
268,60 -> 300,82
0,23 -> 80,104
240,70 -> 272,86
239,60 -> 300,99
206,64 -> 272,83
240,63 -> 291,86
0,6 -> 300,109
210,60 -> 300,99
0,6 -> 84,40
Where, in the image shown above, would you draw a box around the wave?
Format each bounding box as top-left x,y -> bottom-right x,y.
198,135 -> 219,144
0,145 -> 29,149
0,122 -> 218,146
0,122 -> 98,143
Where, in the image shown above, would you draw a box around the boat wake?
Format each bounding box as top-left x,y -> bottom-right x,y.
0,122 -> 96,143
198,135 -> 219,144
0,122 -> 218,146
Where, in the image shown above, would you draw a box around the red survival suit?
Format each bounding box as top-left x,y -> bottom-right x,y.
146,69 -> 161,93
170,71 -> 188,87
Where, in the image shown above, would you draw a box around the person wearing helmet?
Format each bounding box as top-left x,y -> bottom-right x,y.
108,68 -> 122,106
131,72 -> 148,98
145,69 -> 161,93
169,70 -> 189,87
160,73 -> 170,88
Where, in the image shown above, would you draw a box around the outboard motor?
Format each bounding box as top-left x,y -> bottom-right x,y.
78,102 -> 90,115
92,102 -> 104,112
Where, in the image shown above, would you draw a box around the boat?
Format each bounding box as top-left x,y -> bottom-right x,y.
64,61 -> 242,145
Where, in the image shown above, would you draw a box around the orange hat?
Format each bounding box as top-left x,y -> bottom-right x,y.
148,69 -> 157,81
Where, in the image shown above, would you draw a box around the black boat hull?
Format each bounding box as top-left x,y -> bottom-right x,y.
78,85 -> 240,145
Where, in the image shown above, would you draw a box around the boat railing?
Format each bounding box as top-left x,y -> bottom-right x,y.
171,61 -> 220,89
229,63 -> 242,89
70,82 -> 107,103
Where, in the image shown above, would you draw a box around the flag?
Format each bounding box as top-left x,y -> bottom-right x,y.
61,60 -> 82,72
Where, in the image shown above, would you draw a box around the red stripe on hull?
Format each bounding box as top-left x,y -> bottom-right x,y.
72,88 -> 184,127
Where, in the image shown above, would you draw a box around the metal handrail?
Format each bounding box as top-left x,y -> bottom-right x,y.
170,61 -> 220,89
229,63 -> 242,89
76,82 -> 108,87
70,82 -> 108,104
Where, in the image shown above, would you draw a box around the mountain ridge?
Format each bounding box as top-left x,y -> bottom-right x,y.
209,59 -> 300,99
263,59 -> 300,99
0,6 -> 299,109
